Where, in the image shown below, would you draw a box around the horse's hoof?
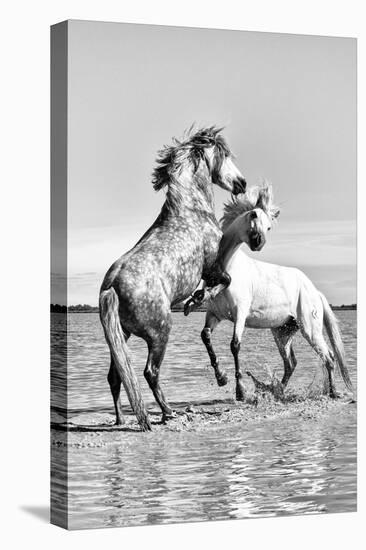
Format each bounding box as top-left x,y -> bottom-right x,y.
140,419 -> 152,432
184,299 -> 197,316
183,302 -> 192,316
236,385 -> 246,402
216,371 -> 228,387
162,410 -> 177,423
330,391 -> 341,399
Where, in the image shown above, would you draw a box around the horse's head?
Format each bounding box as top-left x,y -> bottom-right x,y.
221,182 -> 280,251
192,127 -> 246,195
203,145 -> 246,196
244,208 -> 278,251
152,126 -> 246,211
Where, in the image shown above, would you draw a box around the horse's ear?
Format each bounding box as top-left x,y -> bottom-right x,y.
272,207 -> 280,220
256,187 -> 271,211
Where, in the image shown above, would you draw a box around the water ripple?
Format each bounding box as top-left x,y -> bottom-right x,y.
51,311 -> 357,529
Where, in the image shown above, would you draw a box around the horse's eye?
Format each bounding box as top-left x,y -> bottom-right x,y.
268,227 -> 271,231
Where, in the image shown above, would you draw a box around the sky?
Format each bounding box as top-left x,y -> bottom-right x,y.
54,20 -> 356,305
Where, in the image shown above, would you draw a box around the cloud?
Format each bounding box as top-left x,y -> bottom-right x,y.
66,218 -> 356,306
250,219 -> 356,268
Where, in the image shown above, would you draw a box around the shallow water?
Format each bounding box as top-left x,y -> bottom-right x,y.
51,311 -> 357,529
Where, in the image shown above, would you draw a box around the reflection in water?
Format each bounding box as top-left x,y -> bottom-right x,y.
225,421 -> 346,518
65,409 -> 356,529
52,311 -> 357,529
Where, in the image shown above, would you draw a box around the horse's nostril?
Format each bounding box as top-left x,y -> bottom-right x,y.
233,177 -> 247,195
250,232 -> 262,249
238,178 -> 246,193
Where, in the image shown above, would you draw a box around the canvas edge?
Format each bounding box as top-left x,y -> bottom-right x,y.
50,19 -> 68,530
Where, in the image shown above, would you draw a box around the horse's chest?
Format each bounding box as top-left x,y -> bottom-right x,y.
208,292 -> 234,322
171,248 -> 205,301
202,225 -> 222,276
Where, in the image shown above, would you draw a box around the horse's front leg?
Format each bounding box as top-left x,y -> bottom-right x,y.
230,315 -> 247,401
184,283 -> 227,315
184,269 -> 231,316
201,312 -> 228,386
184,280 -> 207,315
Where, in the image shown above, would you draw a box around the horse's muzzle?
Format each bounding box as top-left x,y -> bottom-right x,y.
249,232 -> 265,251
232,177 -> 247,195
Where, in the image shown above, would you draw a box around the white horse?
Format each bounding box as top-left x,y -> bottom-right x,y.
187,184 -> 353,400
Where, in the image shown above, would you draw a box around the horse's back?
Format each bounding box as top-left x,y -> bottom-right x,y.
100,220 -> 213,337
208,251 -> 303,327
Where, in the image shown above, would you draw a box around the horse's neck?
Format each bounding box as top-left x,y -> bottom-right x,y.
169,162 -> 215,213
216,225 -> 244,268
135,196 -> 218,251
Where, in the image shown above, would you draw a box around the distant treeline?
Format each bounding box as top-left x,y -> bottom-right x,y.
51,304 -> 99,313
331,304 -> 357,311
51,302 -> 357,313
169,303 -> 357,312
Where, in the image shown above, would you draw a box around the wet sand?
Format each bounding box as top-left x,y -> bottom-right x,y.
52,392 -> 356,448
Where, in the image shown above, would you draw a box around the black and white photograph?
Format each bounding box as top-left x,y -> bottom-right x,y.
50,19 -> 357,530
3,0 -> 366,547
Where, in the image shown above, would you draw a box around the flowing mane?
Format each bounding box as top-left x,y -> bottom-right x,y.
152,126 -> 231,209
221,182 -> 280,232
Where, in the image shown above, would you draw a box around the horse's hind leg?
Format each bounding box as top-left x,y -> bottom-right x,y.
107,328 -> 130,425
300,323 -> 340,398
107,358 -> 124,425
201,312 -> 228,386
289,346 -> 297,381
144,319 -> 175,422
311,339 -> 339,398
272,322 -> 299,388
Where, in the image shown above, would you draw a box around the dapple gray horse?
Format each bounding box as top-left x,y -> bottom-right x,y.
99,127 -> 246,430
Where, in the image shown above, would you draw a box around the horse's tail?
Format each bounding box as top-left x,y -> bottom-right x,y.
320,292 -> 354,392
99,287 -> 152,431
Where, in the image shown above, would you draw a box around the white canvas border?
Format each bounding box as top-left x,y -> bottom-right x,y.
1,1 -> 363,548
